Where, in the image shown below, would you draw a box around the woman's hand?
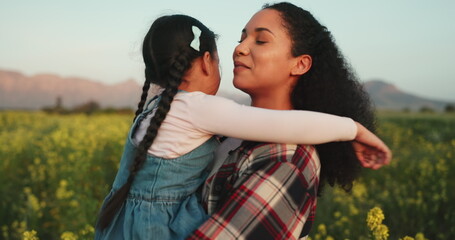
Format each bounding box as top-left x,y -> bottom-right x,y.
352,122 -> 392,170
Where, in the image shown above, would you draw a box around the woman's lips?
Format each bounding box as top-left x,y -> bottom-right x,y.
233,61 -> 250,73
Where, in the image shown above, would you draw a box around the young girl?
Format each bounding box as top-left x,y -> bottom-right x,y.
95,14 -> 389,240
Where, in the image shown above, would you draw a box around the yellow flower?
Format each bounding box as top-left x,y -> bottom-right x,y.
400,237 -> 414,240
415,233 -> 426,240
28,193 -> 41,212
56,180 -> 74,199
23,230 -> 39,240
317,224 -> 327,236
79,224 -> 95,235
69,200 -> 79,207
2,225 -> 9,239
352,182 -> 367,199
13,221 -> 27,237
366,207 -> 385,230
372,224 -> 389,240
60,231 -> 78,240
366,207 -> 390,240
340,216 -> 348,223
24,187 -> 32,194
349,204 -> 359,215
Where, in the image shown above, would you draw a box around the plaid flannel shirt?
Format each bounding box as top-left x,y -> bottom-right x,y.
187,143 -> 320,240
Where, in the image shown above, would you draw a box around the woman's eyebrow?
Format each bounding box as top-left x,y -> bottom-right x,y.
241,27 -> 275,36
255,27 -> 274,36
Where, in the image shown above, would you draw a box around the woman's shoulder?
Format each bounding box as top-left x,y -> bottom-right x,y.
242,143 -> 315,158
232,143 -> 319,180
294,145 -> 321,176
234,143 -> 298,169
243,143 -> 319,170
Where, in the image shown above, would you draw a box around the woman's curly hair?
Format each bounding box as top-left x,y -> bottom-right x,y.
264,2 -> 376,195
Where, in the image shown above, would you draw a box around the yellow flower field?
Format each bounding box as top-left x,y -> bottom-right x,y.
310,112 -> 455,240
0,111 -> 454,239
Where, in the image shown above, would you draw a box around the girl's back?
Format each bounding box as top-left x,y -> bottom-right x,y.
97,93 -> 219,239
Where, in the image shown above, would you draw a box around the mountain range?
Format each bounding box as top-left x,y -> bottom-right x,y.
0,69 -> 453,111
363,80 -> 453,111
0,69 -> 140,110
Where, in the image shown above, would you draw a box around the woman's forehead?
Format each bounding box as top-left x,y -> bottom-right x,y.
243,9 -> 284,34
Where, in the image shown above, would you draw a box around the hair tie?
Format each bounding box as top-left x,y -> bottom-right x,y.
190,26 -> 201,51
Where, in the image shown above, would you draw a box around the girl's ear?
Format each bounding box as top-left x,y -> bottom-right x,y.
201,51 -> 213,76
291,54 -> 312,76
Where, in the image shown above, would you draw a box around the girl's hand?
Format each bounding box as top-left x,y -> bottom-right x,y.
352,122 -> 392,170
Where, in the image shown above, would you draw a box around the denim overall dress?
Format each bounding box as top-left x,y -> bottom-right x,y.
95,95 -> 219,240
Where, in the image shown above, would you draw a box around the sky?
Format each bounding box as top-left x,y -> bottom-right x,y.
1,0 -> 454,101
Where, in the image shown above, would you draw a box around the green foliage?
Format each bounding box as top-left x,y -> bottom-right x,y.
0,111 -> 131,240
41,97 -> 133,115
419,106 -> 435,113
445,104 -> 455,113
311,112 -> 455,240
71,101 -> 101,115
1,111 -> 454,239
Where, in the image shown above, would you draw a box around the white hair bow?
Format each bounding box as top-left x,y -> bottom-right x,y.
190,26 -> 201,51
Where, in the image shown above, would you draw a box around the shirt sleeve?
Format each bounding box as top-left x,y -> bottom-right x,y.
186,160 -> 315,240
184,92 -> 357,145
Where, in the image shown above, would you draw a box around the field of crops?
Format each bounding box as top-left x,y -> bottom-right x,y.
1,111 -> 454,240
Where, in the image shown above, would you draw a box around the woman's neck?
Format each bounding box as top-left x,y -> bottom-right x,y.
250,93 -> 293,110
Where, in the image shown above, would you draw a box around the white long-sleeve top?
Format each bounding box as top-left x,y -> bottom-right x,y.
133,91 -> 357,159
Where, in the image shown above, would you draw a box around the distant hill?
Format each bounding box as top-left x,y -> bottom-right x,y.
0,70 -> 141,110
0,69 -> 453,111
364,80 -> 453,111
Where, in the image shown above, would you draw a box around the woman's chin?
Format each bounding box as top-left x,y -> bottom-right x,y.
232,80 -> 250,94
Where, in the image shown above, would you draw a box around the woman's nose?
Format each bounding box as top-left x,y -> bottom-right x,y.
234,42 -> 249,56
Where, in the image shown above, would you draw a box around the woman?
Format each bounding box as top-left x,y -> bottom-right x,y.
187,2 -> 391,239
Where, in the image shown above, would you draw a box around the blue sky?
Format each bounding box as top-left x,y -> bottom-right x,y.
1,0 -> 454,100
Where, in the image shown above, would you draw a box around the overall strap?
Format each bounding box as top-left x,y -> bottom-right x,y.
144,95 -> 161,112
131,94 -> 161,127
129,94 -> 162,141
143,89 -> 185,114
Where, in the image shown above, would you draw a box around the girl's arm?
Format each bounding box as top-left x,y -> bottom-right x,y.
352,122 -> 392,169
183,92 -> 391,168
185,92 -> 356,144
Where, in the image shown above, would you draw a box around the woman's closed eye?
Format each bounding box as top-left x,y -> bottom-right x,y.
237,39 -> 267,44
256,40 -> 267,44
